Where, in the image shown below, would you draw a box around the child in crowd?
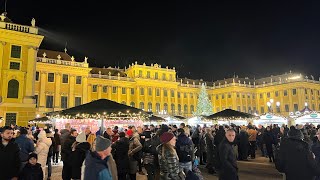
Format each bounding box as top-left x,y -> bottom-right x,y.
20,153 -> 44,180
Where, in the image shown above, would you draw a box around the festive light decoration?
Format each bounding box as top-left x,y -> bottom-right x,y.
194,83 -> 213,116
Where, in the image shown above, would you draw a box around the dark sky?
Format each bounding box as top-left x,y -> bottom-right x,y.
3,0 -> 320,81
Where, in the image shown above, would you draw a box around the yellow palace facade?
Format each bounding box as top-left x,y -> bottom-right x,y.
1,14 -> 320,126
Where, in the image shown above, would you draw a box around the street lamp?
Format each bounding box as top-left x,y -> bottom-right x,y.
305,102 -> 308,107
270,99 -> 274,104
276,101 -> 280,113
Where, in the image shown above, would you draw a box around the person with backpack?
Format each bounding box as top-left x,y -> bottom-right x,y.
219,129 -> 238,180
45,129 -> 55,179
142,131 -> 157,180
112,132 -> 130,180
176,128 -> 194,172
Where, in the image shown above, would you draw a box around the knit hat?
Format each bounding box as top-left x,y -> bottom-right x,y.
160,132 -> 175,144
95,136 -> 111,151
288,128 -> 304,140
28,153 -> 38,160
76,132 -> 87,143
127,129 -> 133,137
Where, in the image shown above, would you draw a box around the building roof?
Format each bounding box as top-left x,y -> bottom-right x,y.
37,49 -> 73,61
90,67 -> 127,77
205,109 -> 257,120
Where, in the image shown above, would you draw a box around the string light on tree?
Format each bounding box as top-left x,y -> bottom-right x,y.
194,83 -> 213,116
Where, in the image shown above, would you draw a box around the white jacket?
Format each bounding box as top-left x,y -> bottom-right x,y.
35,131 -> 52,167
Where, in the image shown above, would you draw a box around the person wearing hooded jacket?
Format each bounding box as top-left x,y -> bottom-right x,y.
127,129 -> 142,180
277,126 -> 320,180
15,128 -> 34,171
70,132 -> 91,180
176,128 -> 194,172
112,132 -> 130,180
35,130 -> 52,179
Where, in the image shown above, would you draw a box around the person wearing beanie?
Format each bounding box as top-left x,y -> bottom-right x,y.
84,136 -> 117,180
34,130 -> 52,179
127,127 -> 142,180
157,132 -> 185,180
15,127 -> 35,171
70,132 -> 90,179
277,126 -> 320,180
20,153 -> 43,180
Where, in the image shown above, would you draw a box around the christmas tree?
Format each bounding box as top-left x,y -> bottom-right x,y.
194,83 -> 213,116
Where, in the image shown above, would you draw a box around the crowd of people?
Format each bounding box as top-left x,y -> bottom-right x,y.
2,122 -> 320,180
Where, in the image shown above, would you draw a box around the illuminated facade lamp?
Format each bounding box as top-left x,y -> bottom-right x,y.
305,102 -> 308,107
267,102 -> 271,107
270,99 -> 274,103
276,102 -> 280,107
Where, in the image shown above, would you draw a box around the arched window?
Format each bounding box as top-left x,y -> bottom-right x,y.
148,102 -> 152,112
184,104 -> 188,114
164,103 -> 168,113
156,103 -> 160,113
139,102 -> 144,110
171,104 -> 175,115
7,79 -> 19,98
178,104 -> 181,114
190,105 -> 194,113
130,102 -> 135,107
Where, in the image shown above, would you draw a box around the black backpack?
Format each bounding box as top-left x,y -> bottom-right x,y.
178,144 -> 193,162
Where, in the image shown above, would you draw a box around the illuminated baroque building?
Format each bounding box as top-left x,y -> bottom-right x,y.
1,14 -> 320,126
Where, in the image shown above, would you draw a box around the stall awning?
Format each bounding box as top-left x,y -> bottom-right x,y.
205,109 -> 257,120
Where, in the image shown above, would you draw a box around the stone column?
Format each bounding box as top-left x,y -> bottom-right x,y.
39,72 -> 47,108
152,88 -> 156,112
98,85 -> 102,99
117,86 -> 121,102
82,76 -> 88,104
108,86 -> 111,100
54,73 -> 61,108
25,46 -> 37,100
0,41 -> 5,91
87,84 -> 92,102
126,87 -> 130,105
69,75 -> 75,107
160,88 -> 164,111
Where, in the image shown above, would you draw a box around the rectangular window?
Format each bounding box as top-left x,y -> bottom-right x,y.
122,87 -> 126,94
76,76 -> 82,84
267,92 -> 270,98
284,90 -> 288,96
48,73 -> 54,82
62,74 -> 68,83
305,89 -> 308,94
311,89 -> 314,95
112,87 -> 117,93
164,90 -> 168,97
103,86 -> 107,93
46,95 -> 54,108
155,72 -> 158,79
184,93 -> 187,98
243,106 -> 246,112
237,106 -> 241,111
275,91 -> 279,97
139,70 -> 142,77
285,105 -> 289,112
170,74 -> 173,81
9,62 -> 20,70
216,95 -> 219,100
227,93 -> 231,98
178,92 -> 181,98
156,89 -> 160,96
237,93 -> 240,98
35,71 -> 40,81
147,71 -> 150,78
11,45 -> 21,58
34,95 -> 38,108
92,85 -> 97,92
242,94 -> 245,98
162,74 -> 166,80
75,97 -> 81,106
61,96 -> 68,109
5,113 -> 17,126
260,93 -> 263,99
140,88 -> 144,95
171,90 -> 175,97
247,94 -> 250,98
294,104 -> 299,112
148,88 -> 152,96
131,88 -> 134,95
222,94 -> 225,99
260,107 -> 265,114
190,93 -> 193,98
292,89 -> 297,95
252,94 -> 255,99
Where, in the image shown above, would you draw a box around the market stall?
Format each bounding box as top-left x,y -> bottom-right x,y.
47,99 -> 150,133
295,112 -> 320,125
254,114 -> 288,126
204,109 -> 257,126
145,115 -> 166,125
165,115 -> 187,125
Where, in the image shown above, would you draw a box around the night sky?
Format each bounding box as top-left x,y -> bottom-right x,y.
2,0 -> 320,81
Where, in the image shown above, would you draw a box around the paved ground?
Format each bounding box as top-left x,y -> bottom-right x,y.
50,154 -> 283,180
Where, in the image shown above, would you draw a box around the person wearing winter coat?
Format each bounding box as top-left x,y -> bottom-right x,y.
205,128 -> 216,174
157,132 -> 185,180
277,126 -> 320,180
238,127 -> 249,161
112,132 -> 130,180
214,126 -> 225,147
85,127 -> 96,150
61,129 -> 78,180
127,129 -> 142,180
0,126 -> 21,180
247,125 -> 258,159
15,128 -> 34,171
20,153 -> 43,180
176,128 -> 194,172
219,129 -> 239,180
70,132 -> 91,180
263,126 -> 276,162
35,130 -> 52,179
53,129 -> 61,164
60,123 -> 71,146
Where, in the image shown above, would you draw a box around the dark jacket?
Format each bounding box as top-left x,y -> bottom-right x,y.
61,135 -> 76,162
176,133 -> 194,163
60,129 -> 70,146
112,137 -> 130,174
20,163 -> 43,180
0,138 -> 21,179
263,130 -> 275,152
205,133 -> 215,164
15,134 -> 35,162
214,128 -> 225,147
53,133 -> 61,152
71,142 -> 91,179
219,138 -> 238,180
84,151 -> 112,180
157,144 -> 183,180
278,137 -> 320,180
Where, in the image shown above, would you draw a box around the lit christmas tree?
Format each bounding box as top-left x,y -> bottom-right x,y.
194,83 -> 213,116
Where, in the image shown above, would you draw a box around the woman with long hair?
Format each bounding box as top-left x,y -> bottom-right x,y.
157,132 -> 185,180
